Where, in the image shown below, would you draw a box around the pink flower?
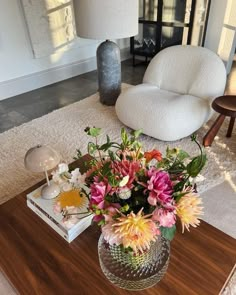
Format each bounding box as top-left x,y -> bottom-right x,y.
111,160 -> 141,189
104,204 -> 121,222
102,220 -> 123,246
92,204 -> 121,224
92,214 -> 104,223
152,208 -> 176,228
90,177 -> 111,209
150,220 -> 161,236
86,160 -> 104,178
62,206 -> 79,229
53,202 -> 62,214
147,168 -> 173,206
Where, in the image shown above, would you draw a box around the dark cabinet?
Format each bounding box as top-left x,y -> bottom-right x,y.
130,0 -> 197,65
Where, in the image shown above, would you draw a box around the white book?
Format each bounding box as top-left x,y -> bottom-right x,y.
26,184 -> 93,243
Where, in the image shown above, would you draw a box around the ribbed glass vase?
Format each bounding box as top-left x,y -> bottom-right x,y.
98,234 -> 170,291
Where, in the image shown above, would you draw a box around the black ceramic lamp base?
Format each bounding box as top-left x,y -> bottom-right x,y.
97,40 -> 121,106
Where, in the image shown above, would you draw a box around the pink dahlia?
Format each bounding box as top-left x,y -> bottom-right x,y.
104,204 -> 121,222
152,208 -> 176,228
147,167 -> 173,206
111,159 -> 141,189
90,177 -> 111,209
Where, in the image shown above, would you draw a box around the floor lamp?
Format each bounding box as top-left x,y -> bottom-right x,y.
73,0 -> 138,105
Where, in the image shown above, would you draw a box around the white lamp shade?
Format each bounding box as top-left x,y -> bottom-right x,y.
73,0 -> 139,40
24,145 -> 60,173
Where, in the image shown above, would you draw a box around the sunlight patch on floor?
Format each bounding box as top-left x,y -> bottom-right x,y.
225,173 -> 236,192
225,60 -> 236,95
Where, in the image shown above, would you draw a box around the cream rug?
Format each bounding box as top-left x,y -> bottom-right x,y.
0,86 -> 236,294
0,85 -> 236,238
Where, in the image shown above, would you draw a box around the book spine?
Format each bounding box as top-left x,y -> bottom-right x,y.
27,197 -> 67,234
27,199 -> 93,243
67,215 -> 93,242
26,200 -> 70,242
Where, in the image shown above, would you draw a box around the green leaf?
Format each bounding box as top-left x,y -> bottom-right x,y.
120,204 -> 129,212
173,181 -> 186,193
187,154 -> 207,177
99,142 -> 112,151
166,147 -> 178,158
190,133 -> 197,142
97,219 -> 105,226
173,191 -> 189,202
73,149 -> 82,160
132,141 -> 142,151
121,128 -> 129,145
160,225 -> 176,241
108,176 -> 120,187
86,127 -> 101,137
88,142 -> 97,155
131,129 -> 142,139
108,150 -> 116,161
101,161 -> 112,177
177,150 -> 190,161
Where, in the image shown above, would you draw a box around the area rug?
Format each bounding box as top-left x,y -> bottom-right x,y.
221,264 -> 236,295
0,85 -> 236,238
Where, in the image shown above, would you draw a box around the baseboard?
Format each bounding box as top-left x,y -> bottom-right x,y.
0,48 -> 131,101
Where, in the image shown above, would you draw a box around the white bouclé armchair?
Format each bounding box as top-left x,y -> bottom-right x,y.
115,45 -> 227,141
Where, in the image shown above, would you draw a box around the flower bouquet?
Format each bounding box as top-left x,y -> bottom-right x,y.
52,127 -> 206,290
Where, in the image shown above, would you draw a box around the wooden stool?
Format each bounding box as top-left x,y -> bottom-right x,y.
203,95 -> 236,147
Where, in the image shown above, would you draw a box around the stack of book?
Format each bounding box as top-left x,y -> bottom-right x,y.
26,184 -> 93,243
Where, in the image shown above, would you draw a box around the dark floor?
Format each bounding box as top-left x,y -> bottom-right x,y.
0,59 -> 147,133
1,58 -> 235,134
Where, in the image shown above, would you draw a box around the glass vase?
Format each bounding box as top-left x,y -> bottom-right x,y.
98,234 -> 170,291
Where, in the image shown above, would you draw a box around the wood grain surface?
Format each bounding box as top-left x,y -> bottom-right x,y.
203,95 -> 236,146
212,95 -> 236,117
0,156 -> 235,295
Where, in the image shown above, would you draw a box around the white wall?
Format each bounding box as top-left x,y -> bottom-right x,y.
0,0 -> 130,100
204,0 -> 228,53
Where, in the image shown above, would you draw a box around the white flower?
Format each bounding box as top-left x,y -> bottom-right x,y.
70,169 -> 86,186
52,173 -> 64,184
52,163 -> 70,185
77,174 -> 86,185
61,182 -> 72,192
70,168 -> 81,183
119,175 -> 129,187
118,187 -> 131,200
148,159 -> 158,167
58,163 -> 69,174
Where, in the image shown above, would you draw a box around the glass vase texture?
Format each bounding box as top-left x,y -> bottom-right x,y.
98,234 -> 170,291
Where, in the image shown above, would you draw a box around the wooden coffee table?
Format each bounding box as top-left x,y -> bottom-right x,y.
0,156 -> 235,295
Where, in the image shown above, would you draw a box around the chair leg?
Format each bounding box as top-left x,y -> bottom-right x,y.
226,117 -> 235,137
203,114 -> 225,147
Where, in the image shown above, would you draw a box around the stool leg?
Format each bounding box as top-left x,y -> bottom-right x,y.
226,117 -> 235,137
203,114 -> 225,147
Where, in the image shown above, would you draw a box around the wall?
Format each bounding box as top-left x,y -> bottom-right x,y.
204,0 -> 228,53
0,0 -> 130,100
1,0 -> 227,101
